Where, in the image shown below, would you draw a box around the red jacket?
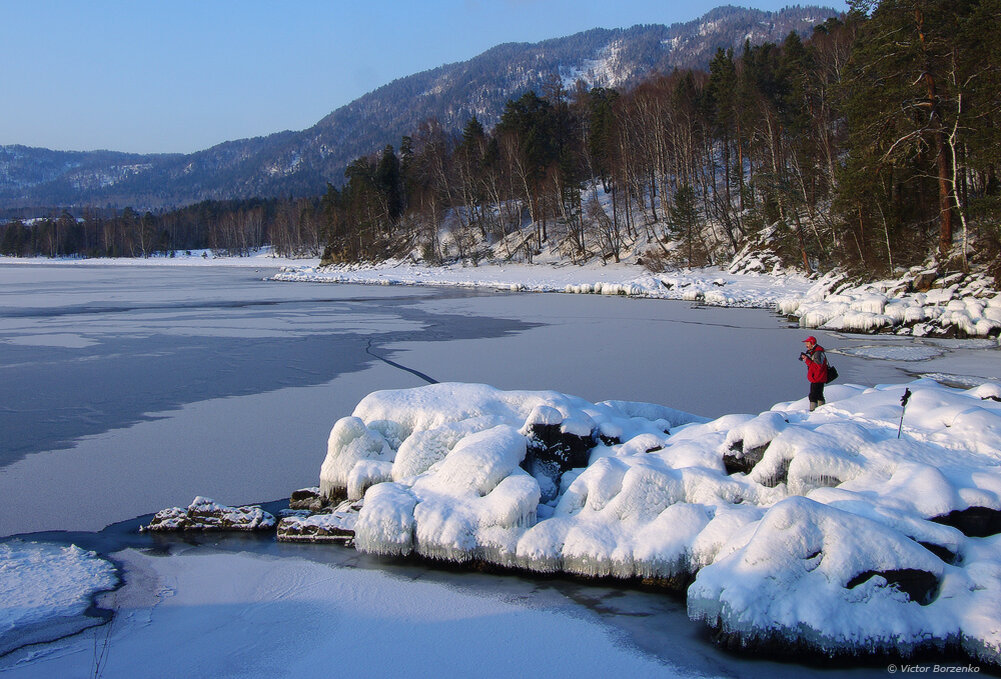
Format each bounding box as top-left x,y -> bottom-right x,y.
804,345 -> 828,383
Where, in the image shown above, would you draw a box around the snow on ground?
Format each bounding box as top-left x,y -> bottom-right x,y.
0,540 -> 117,656
310,380 -> 1001,664
0,548 -> 690,679
272,259 -> 814,308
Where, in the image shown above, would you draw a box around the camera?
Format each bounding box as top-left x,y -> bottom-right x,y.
799,352 -> 806,361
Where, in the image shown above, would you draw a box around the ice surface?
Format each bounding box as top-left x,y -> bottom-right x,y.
2,547 -> 688,679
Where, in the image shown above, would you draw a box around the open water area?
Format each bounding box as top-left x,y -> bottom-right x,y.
2,262 -> 998,677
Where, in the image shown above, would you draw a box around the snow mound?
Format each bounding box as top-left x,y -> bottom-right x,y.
0,540 -> 118,656
314,380 -> 1001,664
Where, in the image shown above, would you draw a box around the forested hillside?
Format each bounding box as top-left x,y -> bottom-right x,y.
312,0 -> 1001,280
2,0 -> 999,284
0,5 -> 832,210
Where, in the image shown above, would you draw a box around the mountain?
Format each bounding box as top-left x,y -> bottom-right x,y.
0,5 -> 838,212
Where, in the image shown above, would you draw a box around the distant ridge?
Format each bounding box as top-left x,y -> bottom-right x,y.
0,5 -> 838,212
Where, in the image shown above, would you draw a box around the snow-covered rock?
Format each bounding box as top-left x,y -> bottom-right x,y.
277,499 -> 361,543
311,379 -> 1001,665
143,496 -> 276,532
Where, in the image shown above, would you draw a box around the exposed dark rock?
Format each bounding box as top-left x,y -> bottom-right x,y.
931,507 -> 1001,538
911,271 -> 939,292
277,499 -> 361,544
598,434 -> 622,446
276,518 -> 355,544
722,439 -> 768,475
290,487 -> 327,512
917,541 -> 960,565
524,423 -> 595,472
521,421 -> 597,503
846,569 -> 941,605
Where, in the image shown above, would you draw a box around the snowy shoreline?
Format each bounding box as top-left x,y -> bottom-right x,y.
273,258 -> 1001,339
6,252 -> 1000,338
271,258 -> 814,309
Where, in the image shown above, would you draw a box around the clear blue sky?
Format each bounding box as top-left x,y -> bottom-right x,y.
1,1 -> 844,155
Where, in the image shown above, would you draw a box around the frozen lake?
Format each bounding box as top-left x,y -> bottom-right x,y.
2,262 -> 997,677
3,263 -> 996,536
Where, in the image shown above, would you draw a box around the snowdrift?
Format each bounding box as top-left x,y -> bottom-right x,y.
309,380 -> 1001,665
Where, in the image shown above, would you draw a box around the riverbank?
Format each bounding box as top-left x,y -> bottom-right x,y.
275,259 -> 1001,339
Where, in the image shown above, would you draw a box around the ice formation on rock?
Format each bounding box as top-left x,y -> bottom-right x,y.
314,380 -> 1001,665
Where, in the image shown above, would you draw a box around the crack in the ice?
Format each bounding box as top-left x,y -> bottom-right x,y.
365,338 -> 438,384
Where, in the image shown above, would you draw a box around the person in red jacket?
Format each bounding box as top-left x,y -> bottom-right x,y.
799,336 -> 828,411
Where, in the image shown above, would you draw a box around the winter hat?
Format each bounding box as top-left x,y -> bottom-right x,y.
803,336 -> 817,343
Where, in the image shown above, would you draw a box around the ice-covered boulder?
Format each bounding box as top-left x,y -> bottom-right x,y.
306,380 -> 1001,666
688,497 -> 949,657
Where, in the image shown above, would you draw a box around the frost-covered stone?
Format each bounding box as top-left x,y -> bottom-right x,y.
143,497 -> 276,532
289,487 -> 325,511
277,499 -> 361,543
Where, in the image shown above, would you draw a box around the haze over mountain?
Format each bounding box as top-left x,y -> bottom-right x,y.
0,5 -> 837,212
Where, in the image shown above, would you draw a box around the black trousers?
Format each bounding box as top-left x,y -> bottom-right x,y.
809,381 -> 825,403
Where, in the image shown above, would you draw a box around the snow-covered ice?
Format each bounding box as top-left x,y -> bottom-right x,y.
1,548 -> 691,678
0,540 -> 117,656
317,379 -> 1001,664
